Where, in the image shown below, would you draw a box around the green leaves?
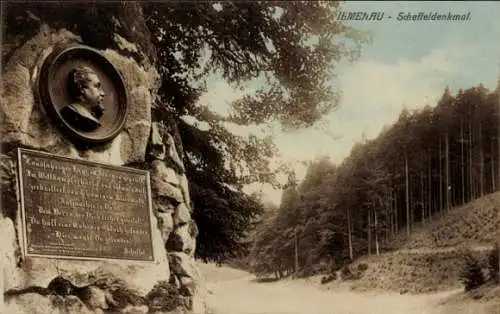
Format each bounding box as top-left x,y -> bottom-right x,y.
143,1 -> 368,262
145,1 -> 368,129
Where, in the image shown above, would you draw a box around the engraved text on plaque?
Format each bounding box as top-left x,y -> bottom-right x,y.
17,148 -> 155,262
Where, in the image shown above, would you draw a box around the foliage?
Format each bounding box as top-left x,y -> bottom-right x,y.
2,2 -> 156,69
488,244 -> 499,283
145,281 -> 188,313
190,173 -> 264,262
320,273 -> 336,284
90,272 -> 146,310
143,1 -> 367,127
459,252 -> 485,292
248,157 -> 341,276
340,265 -> 360,281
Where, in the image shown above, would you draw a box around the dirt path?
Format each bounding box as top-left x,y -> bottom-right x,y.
205,276 -> 463,314
201,264 -> 474,314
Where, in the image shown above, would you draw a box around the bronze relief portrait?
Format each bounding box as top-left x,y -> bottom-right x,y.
62,65 -> 106,132
38,44 -> 128,145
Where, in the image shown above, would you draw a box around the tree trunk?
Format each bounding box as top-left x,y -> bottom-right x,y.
479,119 -> 484,197
445,132 -> 450,213
394,187 -> 398,234
367,206 -> 372,256
420,167 -> 425,226
492,137 -> 496,192
387,186 -> 396,239
347,207 -> 353,261
385,187 -> 391,242
439,137 -> 443,216
497,114 -> 500,283
469,118 -> 473,201
410,182 -> 414,225
427,154 -> 432,220
420,153 -> 425,226
405,153 -> 411,237
461,118 -> 466,204
374,205 -> 380,256
294,229 -> 299,273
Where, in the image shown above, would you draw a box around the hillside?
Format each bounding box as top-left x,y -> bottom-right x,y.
399,191 -> 500,250
348,191 -> 500,294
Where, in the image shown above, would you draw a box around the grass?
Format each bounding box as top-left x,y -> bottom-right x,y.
345,192 -> 500,294
351,249 -> 489,294
401,192 -> 500,250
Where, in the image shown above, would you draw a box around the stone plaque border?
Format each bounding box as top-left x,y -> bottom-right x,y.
16,148 -> 158,263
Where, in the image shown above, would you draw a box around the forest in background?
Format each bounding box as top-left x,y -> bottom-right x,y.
248,84 -> 500,278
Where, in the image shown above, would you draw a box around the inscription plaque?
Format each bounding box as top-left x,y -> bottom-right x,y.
17,148 -> 156,262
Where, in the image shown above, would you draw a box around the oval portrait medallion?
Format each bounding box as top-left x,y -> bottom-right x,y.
38,44 -> 128,145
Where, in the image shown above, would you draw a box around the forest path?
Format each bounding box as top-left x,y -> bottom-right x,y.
200,263 -> 481,314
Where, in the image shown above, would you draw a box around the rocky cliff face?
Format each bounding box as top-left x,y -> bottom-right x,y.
1,8 -> 204,314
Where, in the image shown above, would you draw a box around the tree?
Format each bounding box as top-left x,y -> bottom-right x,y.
434,87 -> 456,212
141,1 -> 368,262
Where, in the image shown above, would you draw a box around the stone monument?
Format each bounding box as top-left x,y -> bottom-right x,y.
1,21 -> 204,314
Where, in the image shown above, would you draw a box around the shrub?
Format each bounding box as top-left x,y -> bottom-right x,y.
320,273 -> 337,284
459,252 -> 485,292
341,265 -> 360,281
145,280 -> 187,312
357,263 -> 368,272
488,244 -> 499,284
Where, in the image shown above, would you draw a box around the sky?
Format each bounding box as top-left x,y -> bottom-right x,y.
189,1 -> 500,206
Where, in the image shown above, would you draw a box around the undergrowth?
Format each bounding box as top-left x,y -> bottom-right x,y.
459,251 -> 485,292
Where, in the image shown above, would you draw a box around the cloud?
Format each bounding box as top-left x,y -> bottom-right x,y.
340,45 -> 475,113
319,45 -> 476,155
